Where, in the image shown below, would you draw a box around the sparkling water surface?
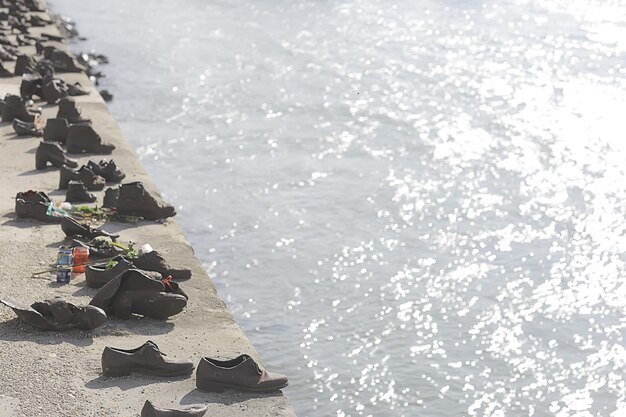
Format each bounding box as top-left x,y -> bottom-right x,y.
50,1 -> 626,415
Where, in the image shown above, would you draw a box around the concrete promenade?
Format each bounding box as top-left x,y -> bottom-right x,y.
0,4 -> 296,417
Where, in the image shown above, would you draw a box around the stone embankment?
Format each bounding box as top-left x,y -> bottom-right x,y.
0,2 -> 296,416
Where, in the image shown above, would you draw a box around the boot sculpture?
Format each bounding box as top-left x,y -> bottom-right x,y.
35,141 -> 78,170
102,186 -> 119,209
66,124 -> 115,154
43,118 -> 70,143
141,400 -> 207,417
90,269 -> 188,320
59,165 -> 105,190
14,55 -> 33,76
56,98 -> 90,123
1,93 -> 38,122
101,340 -> 194,377
85,257 -> 162,289
0,296 -> 107,331
196,354 -> 289,393
115,182 -> 176,220
133,249 -> 192,281
66,180 -> 97,203
41,77 -> 68,104
19,73 -> 43,100
14,190 -> 61,223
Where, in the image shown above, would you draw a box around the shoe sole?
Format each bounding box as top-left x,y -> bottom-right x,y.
102,366 -> 194,378
196,379 -> 289,393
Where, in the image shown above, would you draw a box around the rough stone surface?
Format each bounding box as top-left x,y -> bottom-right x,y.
0,6 -> 296,417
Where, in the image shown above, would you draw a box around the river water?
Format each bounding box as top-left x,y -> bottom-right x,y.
49,1 -> 626,416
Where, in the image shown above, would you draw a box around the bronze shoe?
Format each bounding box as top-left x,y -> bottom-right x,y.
85,256 -> 162,289
87,159 -> 125,182
90,269 -> 188,320
0,296 -> 106,331
43,118 -> 70,144
2,93 -> 38,122
14,190 -> 61,223
196,354 -> 288,393
133,250 -> 192,281
101,340 -> 193,377
59,164 -> 106,190
41,77 -> 69,104
12,118 -> 42,136
60,216 -> 118,240
141,400 -> 207,417
35,141 -> 78,170
66,124 -> 115,154
66,180 -> 97,203
57,98 -> 91,124
70,238 -> 125,260
115,182 -> 176,220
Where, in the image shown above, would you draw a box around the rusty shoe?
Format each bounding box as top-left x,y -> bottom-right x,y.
90,269 -> 188,320
0,296 -> 107,331
141,400 -> 207,417
101,340 -> 194,377
196,354 -> 289,393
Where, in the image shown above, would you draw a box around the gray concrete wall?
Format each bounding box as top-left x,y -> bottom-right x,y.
0,4 -> 296,417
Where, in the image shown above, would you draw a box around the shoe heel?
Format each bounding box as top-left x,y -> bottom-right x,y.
102,368 -> 131,377
35,155 -> 47,170
196,379 -> 225,393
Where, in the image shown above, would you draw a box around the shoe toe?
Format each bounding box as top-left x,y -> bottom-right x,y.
100,143 -> 115,154
169,268 -> 192,281
160,204 -> 176,218
82,305 -> 107,329
265,372 -> 289,391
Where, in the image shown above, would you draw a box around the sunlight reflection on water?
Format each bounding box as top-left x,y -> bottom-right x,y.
51,0 -> 626,415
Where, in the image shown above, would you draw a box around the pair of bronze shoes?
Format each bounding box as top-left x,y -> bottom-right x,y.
102,340 -> 288,393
